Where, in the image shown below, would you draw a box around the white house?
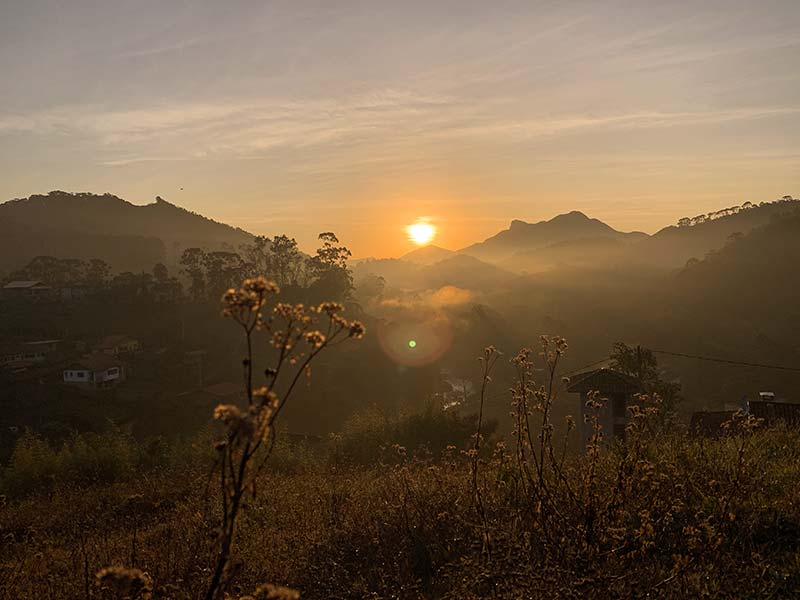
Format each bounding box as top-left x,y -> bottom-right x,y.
63,354 -> 124,388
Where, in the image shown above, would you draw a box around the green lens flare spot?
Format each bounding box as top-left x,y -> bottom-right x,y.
408,340 -> 417,349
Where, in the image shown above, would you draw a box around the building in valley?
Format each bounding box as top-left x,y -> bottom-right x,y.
95,335 -> 141,356
2,280 -> 53,299
567,368 -> 642,446
63,354 -> 124,388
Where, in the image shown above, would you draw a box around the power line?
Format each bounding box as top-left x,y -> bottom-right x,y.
651,349 -> 800,373
560,348 -> 800,377
455,348 -> 800,407
562,357 -> 611,376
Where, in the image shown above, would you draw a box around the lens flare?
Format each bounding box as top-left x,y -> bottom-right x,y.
376,318 -> 452,367
406,220 -> 436,245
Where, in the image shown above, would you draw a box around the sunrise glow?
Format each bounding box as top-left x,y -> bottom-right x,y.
406,220 -> 436,246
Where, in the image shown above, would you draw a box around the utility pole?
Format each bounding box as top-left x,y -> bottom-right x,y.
636,345 -> 644,391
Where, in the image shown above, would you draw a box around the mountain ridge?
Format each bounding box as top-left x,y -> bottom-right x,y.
0,191 -> 254,273
460,210 -> 647,263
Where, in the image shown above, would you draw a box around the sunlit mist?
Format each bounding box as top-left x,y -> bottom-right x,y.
406,220 -> 437,246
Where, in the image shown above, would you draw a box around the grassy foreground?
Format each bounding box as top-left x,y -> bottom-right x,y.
2,421 -> 800,599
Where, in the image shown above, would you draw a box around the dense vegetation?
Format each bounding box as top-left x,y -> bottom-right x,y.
2,387 -> 799,598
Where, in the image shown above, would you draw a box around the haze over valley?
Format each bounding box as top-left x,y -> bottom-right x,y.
2,2 -> 800,598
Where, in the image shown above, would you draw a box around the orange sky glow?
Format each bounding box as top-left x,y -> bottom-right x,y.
0,1 -> 798,258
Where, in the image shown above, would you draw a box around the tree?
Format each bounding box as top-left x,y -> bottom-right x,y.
241,236 -> 271,278
306,232 -> 354,302
10,256 -> 63,284
610,342 -> 681,416
240,235 -> 304,287
268,235 -> 303,287
60,258 -> 86,284
110,271 -> 153,298
84,258 -> 111,287
10,256 -> 86,286
180,248 -> 207,301
203,251 -> 247,298
153,262 -> 169,283
356,273 -> 386,302
610,342 -> 658,385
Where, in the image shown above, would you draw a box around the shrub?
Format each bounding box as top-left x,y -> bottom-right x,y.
0,430 -> 60,496
2,427 -> 142,497
329,403 -> 494,467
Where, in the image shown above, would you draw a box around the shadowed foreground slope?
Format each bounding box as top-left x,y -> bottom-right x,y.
2,416 -> 799,599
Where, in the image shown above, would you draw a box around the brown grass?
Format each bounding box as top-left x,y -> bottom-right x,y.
2,422 -> 800,599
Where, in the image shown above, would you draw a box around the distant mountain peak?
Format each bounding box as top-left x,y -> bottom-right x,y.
509,219 -> 528,230
462,210 -> 646,263
401,244 -> 455,265
510,211 -> 593,230
551,210 -> 590,222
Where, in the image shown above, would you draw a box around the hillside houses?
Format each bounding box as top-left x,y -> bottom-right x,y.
95,335 -> 140,356
0,334 -> 139,384
0,339 -> 62,373
691,392 -> 800,435
63,354 -> 124,388
2,279 -> 93,301
2,280 -> 53,299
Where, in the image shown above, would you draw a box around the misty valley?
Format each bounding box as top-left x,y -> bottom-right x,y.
2,192 -> 800,599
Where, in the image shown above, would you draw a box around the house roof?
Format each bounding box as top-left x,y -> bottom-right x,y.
66,354 -> 123,372
566,368 -> 641,394
22,339 -> 61,346
0,339 -> 52,355
3,280 -> 50,289
95,334 -> 138,349
748,399 -> 800,423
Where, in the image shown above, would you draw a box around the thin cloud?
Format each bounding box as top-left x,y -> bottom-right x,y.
2,94 -> 796,169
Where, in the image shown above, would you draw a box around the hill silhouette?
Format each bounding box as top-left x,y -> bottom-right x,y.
629,197 -> 800,268
467,199 -> 800,272
461,210 -> 647,263
670,206 -> 800,335
400,244 -> 455,265
0,191 -> 253,273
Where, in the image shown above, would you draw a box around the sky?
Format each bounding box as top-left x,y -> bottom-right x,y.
0,0 -> 798,258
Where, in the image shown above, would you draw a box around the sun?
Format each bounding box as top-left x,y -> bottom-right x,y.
406,220 -> 437,246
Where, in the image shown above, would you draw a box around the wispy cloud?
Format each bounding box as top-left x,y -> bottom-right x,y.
2,93 -> 796,168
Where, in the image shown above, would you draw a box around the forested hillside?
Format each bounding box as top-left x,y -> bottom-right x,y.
0,191 -> 253,273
